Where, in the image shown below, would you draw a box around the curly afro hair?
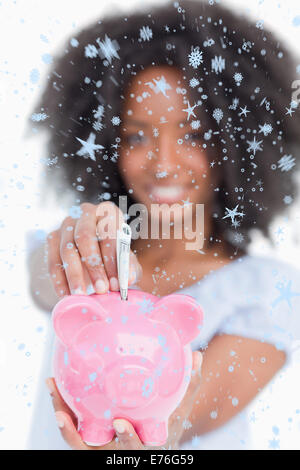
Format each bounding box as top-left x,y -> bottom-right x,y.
27,0 -> 300,252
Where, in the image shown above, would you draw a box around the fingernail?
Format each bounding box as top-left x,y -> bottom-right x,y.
197,352 -> 203,369
71,287 -> 85,295
95,279 -> 107,294
194,353 -> 202,377
129,268 -> 137,285
137,263 -> 143,280
45,378 -> 55,396
113,419 -> 126,434
86,283 -> 95,295
110,277 -> 119,291
55,411 -> 65,429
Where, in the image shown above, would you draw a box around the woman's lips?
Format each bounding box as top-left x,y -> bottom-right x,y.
146,184 -> 192,203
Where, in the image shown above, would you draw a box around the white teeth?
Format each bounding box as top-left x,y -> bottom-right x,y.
152,186 -> 183,195
150,185 -> 185,199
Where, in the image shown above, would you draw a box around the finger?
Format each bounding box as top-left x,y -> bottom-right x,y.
46,378 -> 118,450
45,377 -> 77,423
96,201 -> 143,288
113,419 -> 144,450
190,351 -> 203,391
46,230 -> 70,298
184,351 -> 203,416
45,378 -> 89,450
53,410 -> 89,450
169,351 -> 203,426
183,351 -> 203,406
128,251 -> 143,286
60,217 -> 87,295
74,203 -> 110,294
95,202 -> 124,291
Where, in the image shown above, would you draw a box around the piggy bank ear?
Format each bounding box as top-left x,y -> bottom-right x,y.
51,295 -> 107,347
151,294 -> 203,346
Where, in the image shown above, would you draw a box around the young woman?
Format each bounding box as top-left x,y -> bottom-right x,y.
27,0 -> 300,450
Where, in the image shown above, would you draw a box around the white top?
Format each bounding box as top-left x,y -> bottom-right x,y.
26,249 -> 300,450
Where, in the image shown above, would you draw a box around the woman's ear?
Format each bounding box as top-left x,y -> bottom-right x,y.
150,294 -> 203,346
52,295 -> 107,347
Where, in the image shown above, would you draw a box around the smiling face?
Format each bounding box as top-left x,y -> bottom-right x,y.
119,65 -> 218,219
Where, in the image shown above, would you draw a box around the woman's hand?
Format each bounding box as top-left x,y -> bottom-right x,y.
45,351 -> 202,450
46,201 -> 142,297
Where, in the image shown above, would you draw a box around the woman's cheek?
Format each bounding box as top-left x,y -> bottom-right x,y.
183,150 -> 210,175
119,149 -> 148,181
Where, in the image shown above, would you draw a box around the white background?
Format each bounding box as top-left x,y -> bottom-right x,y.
0,0 -> 300,450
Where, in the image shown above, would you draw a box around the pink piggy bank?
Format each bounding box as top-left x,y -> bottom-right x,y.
51,289 -> 203,446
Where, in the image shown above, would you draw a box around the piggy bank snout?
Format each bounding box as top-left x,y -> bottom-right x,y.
105,363 -> 157,409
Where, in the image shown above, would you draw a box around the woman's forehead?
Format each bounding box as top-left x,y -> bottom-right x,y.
122,66 -> 193,126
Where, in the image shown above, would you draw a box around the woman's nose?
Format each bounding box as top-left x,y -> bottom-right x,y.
152,133 -> 178,173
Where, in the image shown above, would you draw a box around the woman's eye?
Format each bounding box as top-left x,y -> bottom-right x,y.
124,134 -> 148,146
184,133 -> 203,143
186,133 -> 202,140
